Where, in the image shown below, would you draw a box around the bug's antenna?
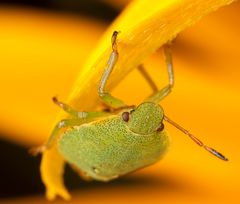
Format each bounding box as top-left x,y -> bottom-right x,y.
164,115 -> 228,161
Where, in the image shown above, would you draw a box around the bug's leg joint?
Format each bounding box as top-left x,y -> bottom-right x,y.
58,120 -> 66,128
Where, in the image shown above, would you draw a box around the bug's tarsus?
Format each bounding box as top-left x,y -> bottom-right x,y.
29,145 -> 46,156
111,31 -> 119,52
164,115 -> 228,161
52,96 -> 72,113
52,96 -> 58,103
52,96 -> 63,108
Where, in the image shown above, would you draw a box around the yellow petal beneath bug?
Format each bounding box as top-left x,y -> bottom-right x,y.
41,146 -> 71,200
41,0 -> 235,200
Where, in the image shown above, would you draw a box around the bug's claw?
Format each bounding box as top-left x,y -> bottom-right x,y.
52,96 -> 65,109
29,145 -> 47,156
111,31 -> 119,52
52,96 -> 60,104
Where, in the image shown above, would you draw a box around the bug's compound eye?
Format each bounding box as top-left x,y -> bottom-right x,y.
157,123 -> 164,132
122,112 -> 130,122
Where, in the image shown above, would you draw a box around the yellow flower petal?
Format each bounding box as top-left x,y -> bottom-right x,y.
41,0 -> 235,200
69,0 -> 235,111
0,7 -> 106,146
41,146 -> 71,200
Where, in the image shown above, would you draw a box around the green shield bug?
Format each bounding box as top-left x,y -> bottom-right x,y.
33,31 -> 228,184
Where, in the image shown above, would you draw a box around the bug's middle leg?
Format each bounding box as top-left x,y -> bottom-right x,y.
53,97 -> 110,119
138,64 -> 158,93
98,31 -> 127,109
30,118 -> 86,155
144,44 -> 174,103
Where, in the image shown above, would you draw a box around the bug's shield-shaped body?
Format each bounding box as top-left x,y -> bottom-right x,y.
58,103 -> 169,181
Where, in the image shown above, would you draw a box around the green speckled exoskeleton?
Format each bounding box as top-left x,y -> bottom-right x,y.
34,31 -> 228,183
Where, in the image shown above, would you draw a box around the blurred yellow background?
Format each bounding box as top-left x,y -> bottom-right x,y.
0,0 -> 239,203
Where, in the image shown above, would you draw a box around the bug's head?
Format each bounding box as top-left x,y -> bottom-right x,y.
122,102 -> 164,134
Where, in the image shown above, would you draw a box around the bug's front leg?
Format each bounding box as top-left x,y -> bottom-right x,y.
145,44 -> 174,103
98,31 -> 127,109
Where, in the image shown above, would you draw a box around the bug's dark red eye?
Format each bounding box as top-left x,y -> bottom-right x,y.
157,123 -> 164,132
122,112 -> 130,122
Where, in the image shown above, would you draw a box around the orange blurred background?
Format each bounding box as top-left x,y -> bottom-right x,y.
0,0 -> 239,203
